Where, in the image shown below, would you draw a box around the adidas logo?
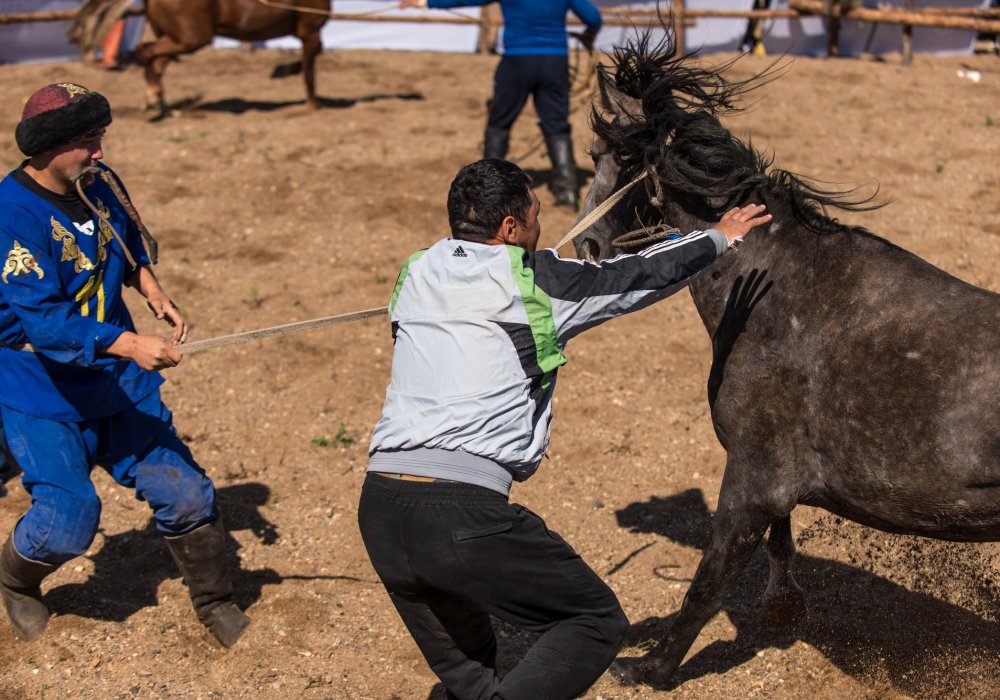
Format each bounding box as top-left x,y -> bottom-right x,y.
452,246 -> 468,258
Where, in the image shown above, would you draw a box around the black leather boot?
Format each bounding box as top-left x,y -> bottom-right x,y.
483,127 -> 510,160
544,133 -> 579,211
165,518 -> 250,648
0,534 -> 59,641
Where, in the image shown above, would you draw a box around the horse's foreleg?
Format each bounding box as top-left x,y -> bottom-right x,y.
641,474 -> 773,686
300,30 -> 322,110
760,515 -> 807,627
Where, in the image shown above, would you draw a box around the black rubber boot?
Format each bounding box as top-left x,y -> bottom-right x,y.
165,518 -> 250,648
0,535 -> 59,641
483,127 -> 510,160
544,133 -> 580,211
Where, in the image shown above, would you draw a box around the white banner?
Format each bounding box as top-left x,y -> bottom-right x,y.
0,0 -> 144,65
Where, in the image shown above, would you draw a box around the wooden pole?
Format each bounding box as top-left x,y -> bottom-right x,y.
0,7 -> 142,25
903,0 -> 914,66
3,3 -> 995,32
827,0 -> 843,58
674,0 -> 687,56
790,0 -> 1000,33
477,4 -> 499,54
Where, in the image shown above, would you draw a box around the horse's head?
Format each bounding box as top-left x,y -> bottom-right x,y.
573,33 -> 779,263
574,32 -> 882,265
573,64 -> 659,263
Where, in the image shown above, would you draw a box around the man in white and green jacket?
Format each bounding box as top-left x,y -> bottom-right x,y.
359,158 -> 771,700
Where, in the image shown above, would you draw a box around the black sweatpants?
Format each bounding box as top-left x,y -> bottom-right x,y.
488,54 -> 571,137
357,473 -> 628,700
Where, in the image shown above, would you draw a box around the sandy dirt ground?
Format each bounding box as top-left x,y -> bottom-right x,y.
0,38 -> 997,700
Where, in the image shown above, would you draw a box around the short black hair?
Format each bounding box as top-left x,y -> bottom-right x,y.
447,159 -> 533,241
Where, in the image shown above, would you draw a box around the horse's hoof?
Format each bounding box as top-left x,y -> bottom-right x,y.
611,654 -> 679,689
642,659 -> 680,689
608,658 -> 642,686
761,589 -> 807,628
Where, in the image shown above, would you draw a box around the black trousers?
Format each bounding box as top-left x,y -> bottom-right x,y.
358,473 -> 628,700
488,54 -> 571,136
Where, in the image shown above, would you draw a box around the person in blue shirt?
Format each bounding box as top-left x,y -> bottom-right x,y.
0,83 -> 249,648
400,0 -> 602,211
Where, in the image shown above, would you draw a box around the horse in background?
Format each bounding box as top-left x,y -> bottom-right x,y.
572,32 -> 1000,688
136,0 -> 329,116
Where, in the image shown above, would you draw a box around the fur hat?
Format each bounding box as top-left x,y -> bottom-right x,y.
15,83 -> 112,157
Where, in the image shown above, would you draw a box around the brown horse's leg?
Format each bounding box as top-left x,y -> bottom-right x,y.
136,36 -> 209,116
640,470 -> 775,687
299,29 -> 322,109
145,55 -> 173,115
760,515 -> 807,627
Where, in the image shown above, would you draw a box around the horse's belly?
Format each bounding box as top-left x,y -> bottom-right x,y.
807,480 -> 1000,543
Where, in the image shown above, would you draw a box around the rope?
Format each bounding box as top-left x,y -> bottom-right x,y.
0,306 -> 389,357
611,222 -> 681,253
552,170 -> 649,251
179,306 -> 389,355
5,169 -> 643,358
164,171 -> 648,354
255,0 -> 475,22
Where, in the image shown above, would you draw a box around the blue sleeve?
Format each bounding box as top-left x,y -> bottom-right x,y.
569,0 -> 602,32
0,207 -> 125,366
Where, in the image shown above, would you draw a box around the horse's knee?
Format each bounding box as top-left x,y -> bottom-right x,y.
16,492 -> 101,564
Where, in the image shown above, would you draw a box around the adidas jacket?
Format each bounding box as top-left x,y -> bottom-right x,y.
368,230 -> 728,494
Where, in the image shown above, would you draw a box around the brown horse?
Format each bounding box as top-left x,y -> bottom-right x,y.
136,0 -> 329,115
573,31 -> 1000,689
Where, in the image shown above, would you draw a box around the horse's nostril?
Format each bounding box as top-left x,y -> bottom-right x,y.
585,239 -> 601,263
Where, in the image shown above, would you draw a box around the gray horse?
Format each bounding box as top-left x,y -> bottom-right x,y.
573,32 -> 1000,687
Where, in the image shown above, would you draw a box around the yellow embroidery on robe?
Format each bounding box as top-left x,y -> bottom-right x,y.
50,217 -> 95,272
75,269 -> 106,320
2,241 -> 45,283
95,199 -> 114,264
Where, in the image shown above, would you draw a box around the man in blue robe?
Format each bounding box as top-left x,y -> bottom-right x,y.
0,83 -> 249,647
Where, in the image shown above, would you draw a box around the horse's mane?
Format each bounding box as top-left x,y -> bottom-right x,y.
592,32 -> 883,234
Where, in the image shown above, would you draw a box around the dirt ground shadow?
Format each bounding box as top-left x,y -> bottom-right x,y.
615,489 -> 1000,699
44,483 -> 293,622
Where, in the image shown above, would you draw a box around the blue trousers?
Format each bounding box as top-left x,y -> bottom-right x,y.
2,390 -> 216,565
488,54 -> 571,137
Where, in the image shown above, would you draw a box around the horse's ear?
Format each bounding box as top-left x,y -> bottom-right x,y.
597,65 -> 622,113
597,65 -> 642,122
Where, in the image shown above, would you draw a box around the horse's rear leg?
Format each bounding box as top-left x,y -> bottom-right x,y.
136,35 -> 209,116
141,54 -> 172,115
760,515 -> 806,627
299,29 -> 322,109
640,476 -> 775,686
